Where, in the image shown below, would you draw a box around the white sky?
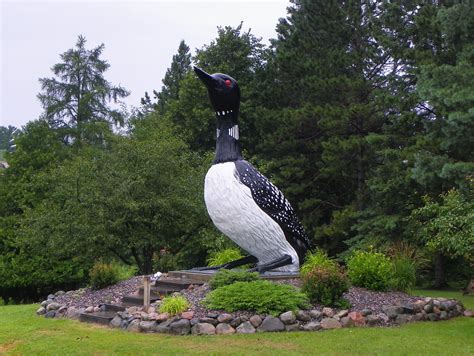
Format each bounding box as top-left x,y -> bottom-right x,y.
0,0 -> 288,128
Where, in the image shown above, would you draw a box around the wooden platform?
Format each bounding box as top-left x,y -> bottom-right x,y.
168,269 -> 300,281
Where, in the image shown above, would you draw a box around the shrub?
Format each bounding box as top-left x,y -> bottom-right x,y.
209,270 -> 260,290
347,251 -> 394,291
301,266 -> 349,307
204,280 -> 310,316
207,248 -> 244,267
89,261 -> 120,290
301,249 -> 338,274
391,257 -> 416,292
158,295 -> 190,315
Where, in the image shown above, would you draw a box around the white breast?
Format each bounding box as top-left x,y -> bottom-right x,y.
204,162 -> 299,272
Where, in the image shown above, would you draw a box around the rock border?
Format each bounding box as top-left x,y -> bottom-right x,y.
37,293 -> 472,335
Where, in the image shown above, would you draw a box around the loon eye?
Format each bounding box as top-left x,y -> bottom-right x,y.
225,79 -> 231,88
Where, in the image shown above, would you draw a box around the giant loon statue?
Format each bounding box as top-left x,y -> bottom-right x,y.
194,67 -> 310,273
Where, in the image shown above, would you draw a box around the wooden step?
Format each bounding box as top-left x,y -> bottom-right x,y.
79,311 -> 117,325
121,294 -> 160,306
100,303 -> 126,312
137,285 -> 180,296
167,269 -> 300,281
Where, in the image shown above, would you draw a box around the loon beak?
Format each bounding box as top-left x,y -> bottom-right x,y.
194,66 -> 216,89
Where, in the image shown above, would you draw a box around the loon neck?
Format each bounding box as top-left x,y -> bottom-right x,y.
214,110 -> 242,164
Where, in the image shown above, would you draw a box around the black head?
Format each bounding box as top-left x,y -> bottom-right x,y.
194,66 -> 240,115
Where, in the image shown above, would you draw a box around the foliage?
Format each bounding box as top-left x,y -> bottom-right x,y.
347,251 -> 394,291
158,295 -> 189,315
301,265 -> 349,307
89,261 -> 121,290
0,125 -> 17,150
209,270 -> 260,290
206,248 -> 244,267
390,257 -> 417,292
37,35 -> 129,145
411,187 -> 474,268
204,280 -> 309,316
300,249 -> 338,275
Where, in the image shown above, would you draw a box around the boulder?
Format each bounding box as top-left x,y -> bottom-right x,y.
322,307 -> 335,317
413,300 -> 425,312
41,300 -> 51,308
84,306 -> 94,313
181,311 -> 194,320
249,315 -> 262,328
127,319 -> 140,332
279,311 -> 296,325
139,320 -> 158,333
156,313 -> 170,322
348,311 -> 365,326
335,310 -> 349,319
365,314 -> 379,326
236,321 -> 256,334
395,314 -> 412,325
216,323 -> 235,335
361,308 -> 372,317
156,317 -> 178,334
199,317 -> 218,326
230,317 -> 242,328
206,313 -> 219,319
45,311 -> 56,318
424,304 -> 433,313
296,310 -> 311,322
464,310 -> 474,317
320,318 -> 341,329
169,319 -> 190,335
257,316 -> 285,332
382,306 -> 401,320
428,313 -> 440,321
285,323 -> 300,332
36,307 -> 46,315
66,307 -> 81,320
217,313 -> 233,324
309,310 -> 322,319
47,302 -> 62,311
110,315 -> 122,328
302,321 -> 321,331
439,311 -> 448,320
191,323 -> 216,335
47,294 -> 55,300
401,303 -> 415,314
340,316 -> 354,328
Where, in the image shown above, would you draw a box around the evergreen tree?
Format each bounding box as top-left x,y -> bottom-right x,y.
38,35 -> 130,145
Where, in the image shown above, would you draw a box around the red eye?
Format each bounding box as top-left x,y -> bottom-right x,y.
225,79 -> 231,88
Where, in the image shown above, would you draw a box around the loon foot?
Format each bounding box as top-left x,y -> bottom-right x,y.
193,255 -> 258,271
248,254 -> 293,274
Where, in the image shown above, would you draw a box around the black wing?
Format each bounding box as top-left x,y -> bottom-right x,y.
234,160 -> 310,262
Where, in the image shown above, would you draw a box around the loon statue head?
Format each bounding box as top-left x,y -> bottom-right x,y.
194,66 -> 240,117
194,66 -> 242,163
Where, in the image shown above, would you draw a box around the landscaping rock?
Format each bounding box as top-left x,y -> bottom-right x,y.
206,313 -> 219,319
181,311 -> 194,320
382,306 -> 401,319
258,316 -> 285,332
127,319 -> 140,332
309,310 -> 322,319
191,322 -> 216,335
47,294 -> 55,300
170,319 -> 190,335
55,290 -> 65,296
41,300 -> 51,308
280,311 -> 296,325
365,314 -> 379,326
156,318 -> 177,334
36,307 -> 46,315
230,317 -> 242,328
156,313 -> 170,322
57,306 -> 68,315
428,313 -> 440,321
110,315 -> 122,328
236,321 -> 256,334
348,311 -> 365,326
45,311 -> 56,318
249,315 -> 262,328
190,318 -> 199,326
285,323 -> 301,332
66,307 -> 81,320
377,313 -> 389,324
85,306 -> 94,313
395,314 -> 412,325
402,303 -> 415,314
216,323 -> 235,335
439,311 -> 448,320
335,310 -> 349,319
302,321 -> 321,331
217,313 -> 233,324
296,310 -> 311,322
424,304 -> 433,313
361,308 -> 372,316
140,320 -> 157,333
199,317 -> 218,326
322,307 -> 335,317
321,318 -> 342,329
463,310 -> 473,317
47,302 -> 62,311
340,316 -> 354,328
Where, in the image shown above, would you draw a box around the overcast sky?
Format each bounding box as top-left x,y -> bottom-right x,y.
0,0 -> 288,128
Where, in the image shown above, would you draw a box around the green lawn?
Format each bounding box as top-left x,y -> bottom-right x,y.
0,290 -> 473,355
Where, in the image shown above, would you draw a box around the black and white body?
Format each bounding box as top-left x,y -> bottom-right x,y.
194,67 -> 310,273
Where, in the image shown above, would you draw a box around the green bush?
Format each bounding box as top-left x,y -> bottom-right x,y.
204,280 -> 310,316
301,249 -> 338,274
89,262 -> 120,290
347,251 -> 394,291
207,248 -> 244,267
158,295 -> 189,315
391,257 -> 416,292
209,270 -> 260,290
301,266 -> 349,307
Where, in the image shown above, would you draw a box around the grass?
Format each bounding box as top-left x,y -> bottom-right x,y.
0,290 -> 473,355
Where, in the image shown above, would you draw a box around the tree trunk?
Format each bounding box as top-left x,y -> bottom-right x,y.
433,252 -> 447,289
